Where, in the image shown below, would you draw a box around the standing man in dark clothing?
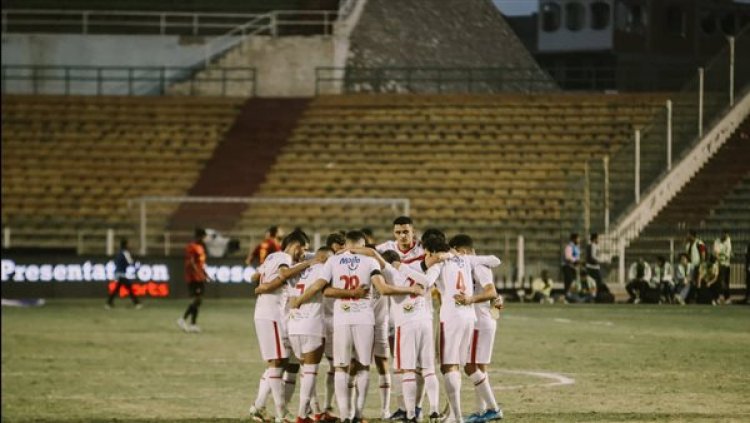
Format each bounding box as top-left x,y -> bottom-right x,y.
105,239 -> 141,309
562,233 -> 580,292
178,228 -> 210,333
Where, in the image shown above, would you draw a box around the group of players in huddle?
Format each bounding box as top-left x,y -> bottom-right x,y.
248,217 -> 505,423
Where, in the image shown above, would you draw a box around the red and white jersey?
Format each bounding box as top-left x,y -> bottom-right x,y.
472,264 -> 496,328
320,252 -> 381,326
287,263 -> 325,337
254,251 -> 292,321
384,263 -> 434,327
377,240 -> 425,270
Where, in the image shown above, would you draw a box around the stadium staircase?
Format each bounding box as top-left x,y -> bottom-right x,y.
1,95 -> 242,250
231,93 -> 668,275
167,98 -> 310,234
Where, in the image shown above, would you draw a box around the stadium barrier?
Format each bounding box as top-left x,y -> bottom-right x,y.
1,252 -> 256,299
0,65 -> 256,96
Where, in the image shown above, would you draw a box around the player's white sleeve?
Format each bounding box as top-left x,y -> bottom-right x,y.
473,264 -> 494,288
422,262 -> 442,286
469,255 -> 502,268
319,257 -> 334,282
280,253 -> 293,268
399,264 -> 433,288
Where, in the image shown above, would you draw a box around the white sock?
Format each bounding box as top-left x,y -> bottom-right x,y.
422,370 -> 440,414
379,373 -> 392,417
267,367 -> 286,418
416,372 -> 425,411
325,368 -> 335,411
469,371 -> 498,412
298,364 -> 318,418
401,373 -> 418,419
254,369 -> 271,409
334,371 -> 350,420
349,373 -> 357,418
283,370 -> 298,405
444,371 -> 462,422
355,370 -> 370,418
392,371 -> 405,411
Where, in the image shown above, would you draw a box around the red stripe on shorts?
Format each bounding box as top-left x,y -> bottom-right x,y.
396,326 -> 401,370
439,322 -> 445,365
273,321 -> 282,359
471,329 -> 479,364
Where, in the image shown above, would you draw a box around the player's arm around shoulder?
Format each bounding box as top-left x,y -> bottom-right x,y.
290,278 -> 328,309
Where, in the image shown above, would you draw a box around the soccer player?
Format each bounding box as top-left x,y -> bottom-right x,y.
177,228 -> 210,333
321,232 -> 346,421
250,229 -> 319,423
376,216 -> 425,420
286,246 -> 335,423
422,236 -> 501,423
448,235 -> 504,422
319,231 -> 422,423
381,250 -> 442,423
105,238 -> 141,309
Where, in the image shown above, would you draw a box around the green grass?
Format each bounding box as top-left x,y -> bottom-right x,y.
2,299 -> 749,422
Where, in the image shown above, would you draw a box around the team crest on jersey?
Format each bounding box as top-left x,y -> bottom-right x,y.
339,256 -> 361,271
451,256 -> 466,268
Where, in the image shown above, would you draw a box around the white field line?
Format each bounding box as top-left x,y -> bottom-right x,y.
489,368 -> 576,391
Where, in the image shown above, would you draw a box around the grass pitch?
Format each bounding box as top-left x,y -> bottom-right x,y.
2,299 -> 749,422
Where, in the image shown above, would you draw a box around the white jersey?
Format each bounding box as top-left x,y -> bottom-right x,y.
254,251 -> 293,321
472,264 -> 497,328
384,263 -> 434,327
287,263 -> 325,337
426,254 -> 501,322
320,252 -> 381,326
376,240 -> 425,270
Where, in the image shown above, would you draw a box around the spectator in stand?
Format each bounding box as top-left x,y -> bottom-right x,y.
529,270 -> 554,304
561,233 -> 580,292
713,230 -> 732,304
245,226 -> 284,267
652,256 -> 674,304
698,254 -> 721,305
105,239 -> 142,310
685,230 -> 707,303
585,232 -> 611,297
361,227 -> 376,245
565,269 -> 596,303
673,253 -> 690,305
626,258 -> 652,303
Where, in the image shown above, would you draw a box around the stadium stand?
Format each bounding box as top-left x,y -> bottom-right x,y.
231,93 -> 668,269
1,95 -> 242,249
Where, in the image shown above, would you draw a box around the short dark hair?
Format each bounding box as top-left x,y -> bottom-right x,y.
361,227 -> 374,237
393,216 -> 413,226
268,226 -> 280,237
689,229 -> 697,237
449,234 -> 473,249
120,239 -> 128,249
345,230 -> 366,243
570,233 -> 579,241
590,232 -> 598,241
195,228 -> 207,239
381,250 -> 400,264
423,236 -> 450,253
325,232 -> 345,248
657,256 -> 666,264
317,246 -> 334,254
282,229 -> 309,250
421,228 -> 445,244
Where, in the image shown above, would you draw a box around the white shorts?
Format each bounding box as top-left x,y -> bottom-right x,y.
333,324 -> 375,367
255,318 -> 289,361
373,322 -> 390,358
469,320 -> 497,365
439,318 -> 474,366
395,320 -> 435,371
289,334 -> 324,358
324,318 -> 334,359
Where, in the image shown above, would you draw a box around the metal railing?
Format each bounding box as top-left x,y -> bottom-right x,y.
1,9 -> 338,36
315,67 -> 559,94
1,65 -> 256,96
